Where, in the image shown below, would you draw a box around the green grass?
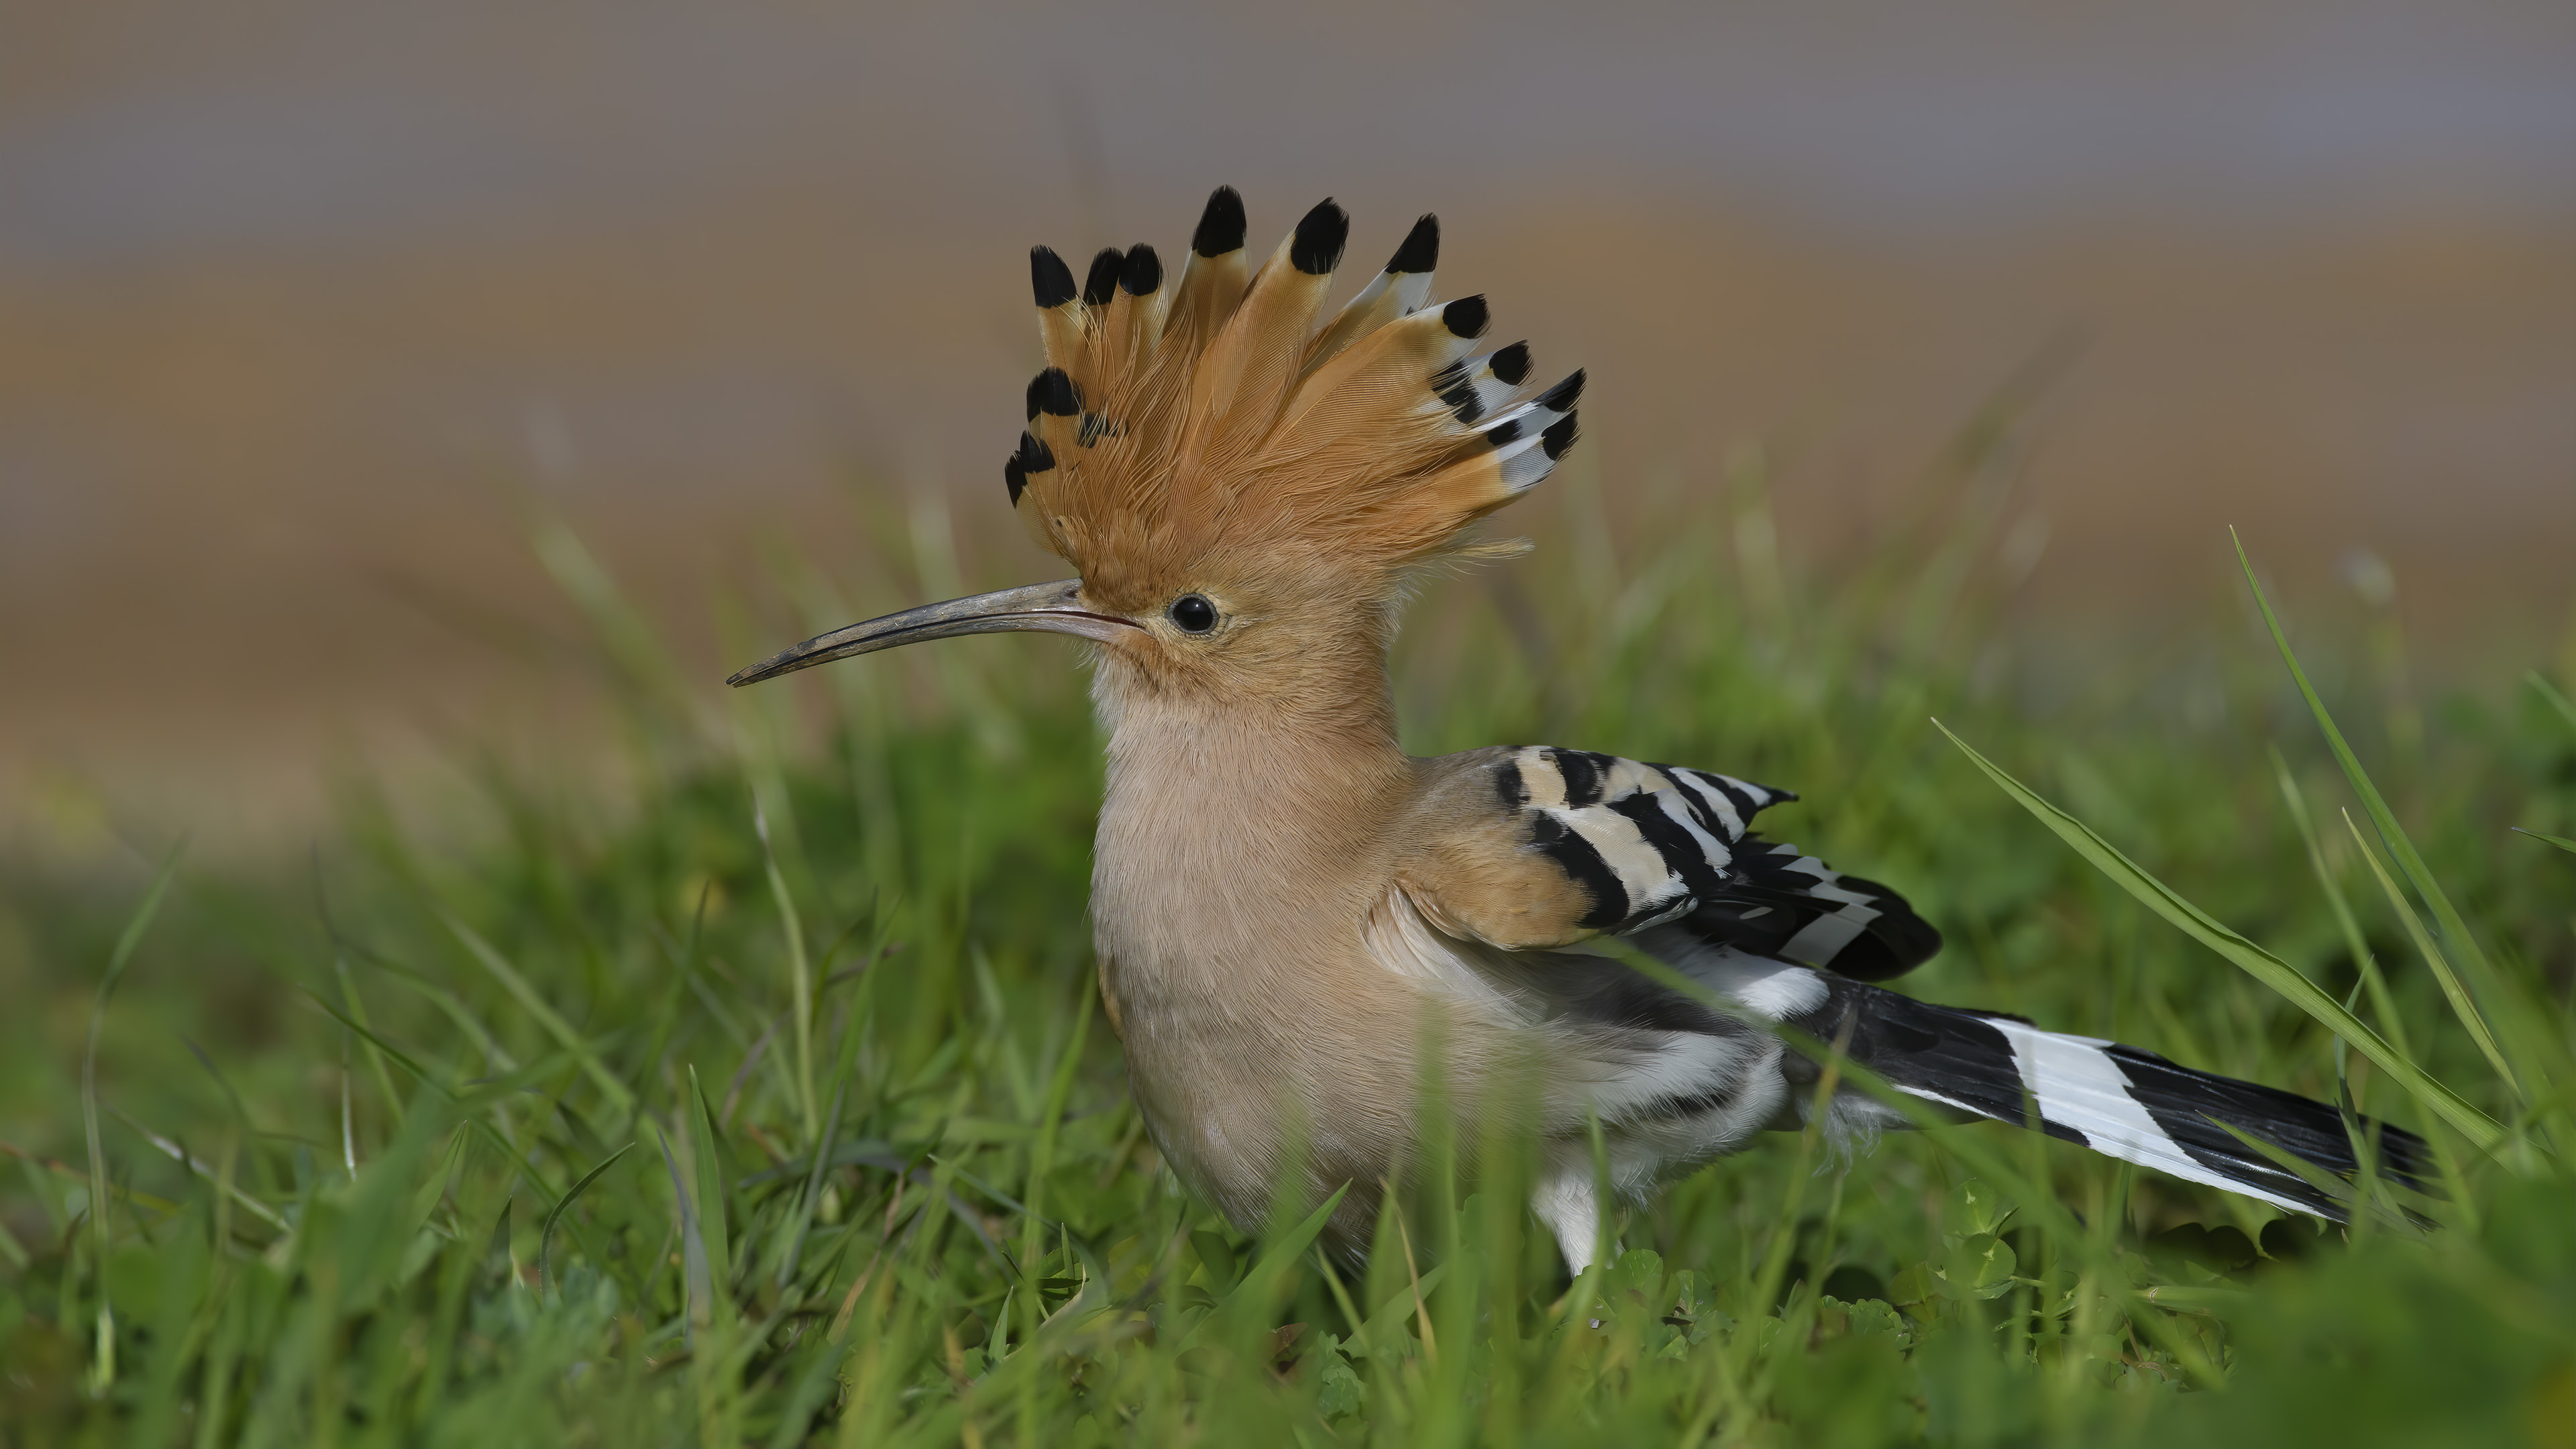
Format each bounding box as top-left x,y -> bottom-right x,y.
3,442 -> 2573,1446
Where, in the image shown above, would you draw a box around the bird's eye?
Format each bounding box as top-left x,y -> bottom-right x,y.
1168,594 -> 1218,634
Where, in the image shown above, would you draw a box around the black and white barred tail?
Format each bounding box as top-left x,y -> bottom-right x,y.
1788,977 -> 2434,1222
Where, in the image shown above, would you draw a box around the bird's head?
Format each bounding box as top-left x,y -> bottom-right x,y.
729,188 -> 1580,719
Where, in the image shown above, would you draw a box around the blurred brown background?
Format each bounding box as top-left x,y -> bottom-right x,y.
5,0 -> 2573,855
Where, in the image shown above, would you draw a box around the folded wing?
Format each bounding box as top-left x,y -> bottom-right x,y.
1401,745 -> 1941,980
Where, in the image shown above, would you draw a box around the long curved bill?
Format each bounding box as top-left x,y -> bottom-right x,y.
726,578 -> 1138,686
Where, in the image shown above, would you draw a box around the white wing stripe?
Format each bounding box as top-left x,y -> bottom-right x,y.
1648,790 -> 1735,875
1984,1019 -> 2318,1218
1666,771 -> 1746,837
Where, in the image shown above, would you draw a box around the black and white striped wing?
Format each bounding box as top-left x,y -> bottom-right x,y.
1497,747 -> 1789,932
1497,746 -> 1942,980
1683,841 -> 1944,983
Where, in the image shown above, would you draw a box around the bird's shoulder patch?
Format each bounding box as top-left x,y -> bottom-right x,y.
1399,747 -> 1794,949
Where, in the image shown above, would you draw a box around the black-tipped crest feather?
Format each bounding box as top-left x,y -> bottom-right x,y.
1385,214 -> 1440,274
1538,370 -> 1587,413
1120,244 -> 1163,296
1290,199 -> 1351,275
1193,186 -> 1247,257
1030,246 -> 1077,309
1014,431 -> 1055,474
1081,248 -> 1124,307
1028,368 -> 1081,419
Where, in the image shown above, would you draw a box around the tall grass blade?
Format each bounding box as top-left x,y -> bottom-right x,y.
1019,983 -> 1094,1287
2529,669 -> 2576,737
655,1124 -> 714,1344
80,838 -> 184,1395
2271,749 -> 2410,1057
437,909 -> 637,1118
2339,810 -> 2518,1091
1933,720 -> 2506,1152
754,802 -> 820,1144
688,1066 -> 736,1301
303,991 -> 567,1205
2232,530 -> 2539,1101
773,1078 -> 845,1291
2271,743 -> 2426,1183
339,1030 -> 357,1181
2511,827 -> 2576,855
1208,1181 -> 1350,1346
529,513 -> 689,708
106,1108 -> 291,1232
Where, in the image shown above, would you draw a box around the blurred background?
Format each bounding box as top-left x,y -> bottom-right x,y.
5,0 -> 2573,859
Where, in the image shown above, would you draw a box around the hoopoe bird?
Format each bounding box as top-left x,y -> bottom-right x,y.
731,188 -> 2430,1271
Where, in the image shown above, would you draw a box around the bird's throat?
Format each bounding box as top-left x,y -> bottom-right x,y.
1087,649 -> 1421,1002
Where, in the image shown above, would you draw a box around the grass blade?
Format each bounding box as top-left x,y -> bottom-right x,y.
655,1124 -> 714,1344
688,1066 -> 737,1304
540,1142 -> 635,1291
1020,984 -> 1096,1279
1223,1181 -> 1351,1328
302,991 -> 565,1206
2270,749 -> 2411,1060
438,910 -> 637,1118
105,1108 -> 291,1233
771,1080 -> 845,1293
2232,529 -> 2536,1103
2510,826 -> 2576,855
2529,670 -> 2576,738
82,839 -> 185,1395
1933,720 -> 2506,1152
1169,1183 -> 1352,1355
754,802 -> 820,1144
2271,751 -> 2476,1201
2340,810 -> 2518,1091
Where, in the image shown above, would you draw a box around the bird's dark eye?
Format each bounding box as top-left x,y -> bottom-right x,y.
1168,594 -> 1218,634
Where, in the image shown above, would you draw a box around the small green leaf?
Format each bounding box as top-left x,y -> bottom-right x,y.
1940,1234 -> 2018,1300
1947,1179 -> 2017,1237
1187,1230 -> 1239,1289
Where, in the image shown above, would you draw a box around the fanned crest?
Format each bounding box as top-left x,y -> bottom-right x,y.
1007,189 -> 1583,612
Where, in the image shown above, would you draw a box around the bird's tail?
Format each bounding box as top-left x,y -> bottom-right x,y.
1811,981 -> 2435,1222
